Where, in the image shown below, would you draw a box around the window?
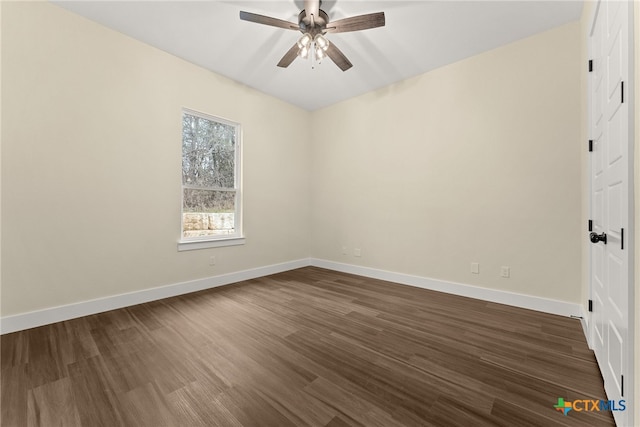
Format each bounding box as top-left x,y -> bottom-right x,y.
178,109 -> 243,251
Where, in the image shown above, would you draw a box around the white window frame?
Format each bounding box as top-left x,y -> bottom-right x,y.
178,108 -> 244,251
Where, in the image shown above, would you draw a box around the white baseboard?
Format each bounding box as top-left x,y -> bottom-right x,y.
0,258 -> 311,335
309,259 -> 582,318
1,257 -> 583,335
580,304 -> 592,349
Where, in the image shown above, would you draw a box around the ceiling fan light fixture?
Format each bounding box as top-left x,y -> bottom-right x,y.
314,34 -> 329,51
297,33 -> 312,49
314,46 -> 326,61
298,45 -> 310,59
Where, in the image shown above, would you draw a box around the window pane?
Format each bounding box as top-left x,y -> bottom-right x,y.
183,189 -> 236,237
182,113 -> 235,188
183,188 -> 235,213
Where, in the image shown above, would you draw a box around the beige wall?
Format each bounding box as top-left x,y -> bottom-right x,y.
1,2 -> 311,316
311,22 -> 582,303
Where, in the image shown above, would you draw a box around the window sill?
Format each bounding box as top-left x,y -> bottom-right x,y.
178,236 -> 246,251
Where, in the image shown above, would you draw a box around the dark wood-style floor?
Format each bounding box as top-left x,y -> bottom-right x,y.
1,267 -> 614,426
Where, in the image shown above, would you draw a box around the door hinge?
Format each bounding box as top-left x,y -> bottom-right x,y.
588,299 -> 593,312
588,220 -> 593,231
621,228 -> 624,250
588,59 -> 593,72
589,140 -> 593,152
621,81 -> 624,103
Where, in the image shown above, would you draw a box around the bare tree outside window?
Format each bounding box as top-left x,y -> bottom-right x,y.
181,111 -> 241,239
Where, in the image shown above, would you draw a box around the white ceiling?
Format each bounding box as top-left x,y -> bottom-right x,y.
53,0 -> 583,111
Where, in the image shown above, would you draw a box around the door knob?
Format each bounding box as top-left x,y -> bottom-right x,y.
590,232 -> 607,244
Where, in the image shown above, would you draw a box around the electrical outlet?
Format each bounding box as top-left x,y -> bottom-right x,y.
501,266 -> 510,278
354,248 -> 362,257
342,246 -> 348,255
471,262 -> 480,274
209,256 -> 216,266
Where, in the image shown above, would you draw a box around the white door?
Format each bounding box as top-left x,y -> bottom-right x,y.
588,1 -> 633,426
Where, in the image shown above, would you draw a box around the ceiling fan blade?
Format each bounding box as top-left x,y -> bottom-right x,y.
304,0 -> 320,22
326,12 -> 385,33
277,44 -> 300,68
325,42 -> 353,71
239,11 -> 300,31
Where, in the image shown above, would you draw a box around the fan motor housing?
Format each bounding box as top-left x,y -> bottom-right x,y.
298,9 -> 329,34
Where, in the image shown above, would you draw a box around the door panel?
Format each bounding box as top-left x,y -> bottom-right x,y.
606,30 -> 621,100
607,181 -> 622,231
606,253 -> 623,316
606,320 -> 623,392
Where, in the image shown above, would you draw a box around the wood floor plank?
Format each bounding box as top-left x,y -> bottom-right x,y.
1,267 -> 615,426
27,377 -> 81,427
215,385 -> 300,427
303,376 -> 403,427
324,414 -> 365,427
117,381 -> 178,426
167,382 -> 243,427
67,356 -> 126,427
1,364 -> 29,426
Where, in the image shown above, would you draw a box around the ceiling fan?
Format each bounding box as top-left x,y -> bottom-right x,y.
239,0 -> 385,71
